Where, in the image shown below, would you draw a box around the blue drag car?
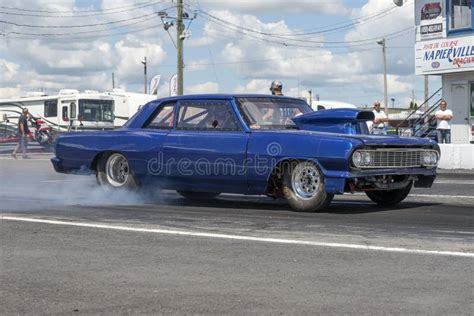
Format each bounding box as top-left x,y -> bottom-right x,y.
51,94 -> 440,212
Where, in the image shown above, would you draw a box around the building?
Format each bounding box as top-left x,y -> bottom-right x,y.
415,0 -> 473,144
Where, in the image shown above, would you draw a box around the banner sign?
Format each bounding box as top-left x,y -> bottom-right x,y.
149,74 -> 161,95
415,36 -> 474,75
415,0 -> 445,40
169,74 -> 178,97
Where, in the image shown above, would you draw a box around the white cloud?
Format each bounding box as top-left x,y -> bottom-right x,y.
186,81 -> 219,94
186,59 -> 210,72
114,35 -> 167,85
0,59 -> 20,82
187,37 -> 214,47
234,79 -> 270,93
0,86 -> 22,99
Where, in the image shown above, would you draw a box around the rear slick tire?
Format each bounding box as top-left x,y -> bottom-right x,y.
365,182 -> 413,206
96,153 -> 138,190
282,161 -> 333,212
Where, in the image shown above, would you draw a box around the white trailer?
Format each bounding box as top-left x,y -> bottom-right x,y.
0,90 -> 115,132
104,89 -> 157,127
311,100 -> 358,111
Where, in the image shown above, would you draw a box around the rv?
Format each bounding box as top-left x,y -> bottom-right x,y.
0,89 -> 115,132
104,89 -> 157,127
311,100 -> 357,111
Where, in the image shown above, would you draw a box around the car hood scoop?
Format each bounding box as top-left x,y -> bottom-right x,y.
291,109 -> 374,134
293,109 -> 374,126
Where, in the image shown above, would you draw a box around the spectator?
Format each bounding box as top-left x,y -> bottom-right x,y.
12,108 -> 30,159
371,101 -> 388,135
435,100 -> 453,143
269,80 -> 284,96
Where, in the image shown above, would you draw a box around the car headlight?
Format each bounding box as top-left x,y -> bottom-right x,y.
352,151 -> 362,167
422,152 -> 431,165
422,151 -> 438,166
430,151 -> 439,165
362,151 -> 372,166
352,150 -> 372,167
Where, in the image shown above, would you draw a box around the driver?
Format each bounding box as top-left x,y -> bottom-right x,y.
250,80 -> 284,129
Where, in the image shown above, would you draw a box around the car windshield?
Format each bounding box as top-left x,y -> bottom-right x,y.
236,97 -> 312,130
78,99 -> 114,122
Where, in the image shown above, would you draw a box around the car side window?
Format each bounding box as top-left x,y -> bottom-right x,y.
177,101 -> 240,131
146,103 -> 175,129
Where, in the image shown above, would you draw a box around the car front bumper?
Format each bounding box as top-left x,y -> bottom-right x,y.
324,167 -> 437,194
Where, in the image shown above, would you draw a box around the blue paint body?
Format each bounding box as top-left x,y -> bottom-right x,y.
51,94 -> 439,195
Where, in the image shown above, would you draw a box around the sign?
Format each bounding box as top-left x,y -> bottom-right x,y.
149,74 -> 161,95
415,0 -> 445,40
169,74 -> 177,96
415,36 -> 474,75
420,23 -> 442,35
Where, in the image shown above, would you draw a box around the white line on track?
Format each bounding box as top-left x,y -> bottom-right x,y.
0,157 -> 51,161
2,216 -> 473,258
434,180 -> 474,185
350,192 -> 474,199
410,194 -> 474,199
40,179 -> 92,183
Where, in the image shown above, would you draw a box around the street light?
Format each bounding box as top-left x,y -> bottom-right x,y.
391,97 -> 395,108
377,38 -> 388,114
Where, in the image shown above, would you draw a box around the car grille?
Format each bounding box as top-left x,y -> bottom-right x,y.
352,147 -> 439,169
370,150 -> 423,168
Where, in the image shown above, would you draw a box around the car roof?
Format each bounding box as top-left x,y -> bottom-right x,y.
152,94 -> 307,103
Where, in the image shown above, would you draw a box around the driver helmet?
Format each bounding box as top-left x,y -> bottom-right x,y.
269,80 -> 283,91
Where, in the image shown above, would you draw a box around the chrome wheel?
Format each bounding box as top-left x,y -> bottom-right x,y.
291,162 -> 321,200
105,153 -> 130,187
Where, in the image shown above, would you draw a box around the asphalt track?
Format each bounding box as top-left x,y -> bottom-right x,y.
1,156 -> 473,314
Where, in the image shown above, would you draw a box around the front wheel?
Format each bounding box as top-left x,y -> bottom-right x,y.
97,153 -> 138,190
282,161 -> 333,212
365,182 -> 413,206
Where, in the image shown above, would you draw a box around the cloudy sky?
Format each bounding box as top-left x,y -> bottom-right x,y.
0,0 -> 440,107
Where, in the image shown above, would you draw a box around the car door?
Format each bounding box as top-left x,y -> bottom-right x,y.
127,102 -> 175,179
163,99 -> 249,193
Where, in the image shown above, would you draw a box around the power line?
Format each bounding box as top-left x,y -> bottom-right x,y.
0,11 -> 164,28
186,2 -> 403,38
0,1 -> 155,14
195,9 -> 412,45
2,22 -> 164,40
0,0 -> 170,18
2,15 -> 160,37
194,11 -> 413,49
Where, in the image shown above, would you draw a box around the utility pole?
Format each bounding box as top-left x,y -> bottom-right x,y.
308,90 -> 312,105
176,0 -> 184,95
377,38 -> 388,114
424,75 -> 429,111
142,57 -> 147,94
112,72 -> 115,89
